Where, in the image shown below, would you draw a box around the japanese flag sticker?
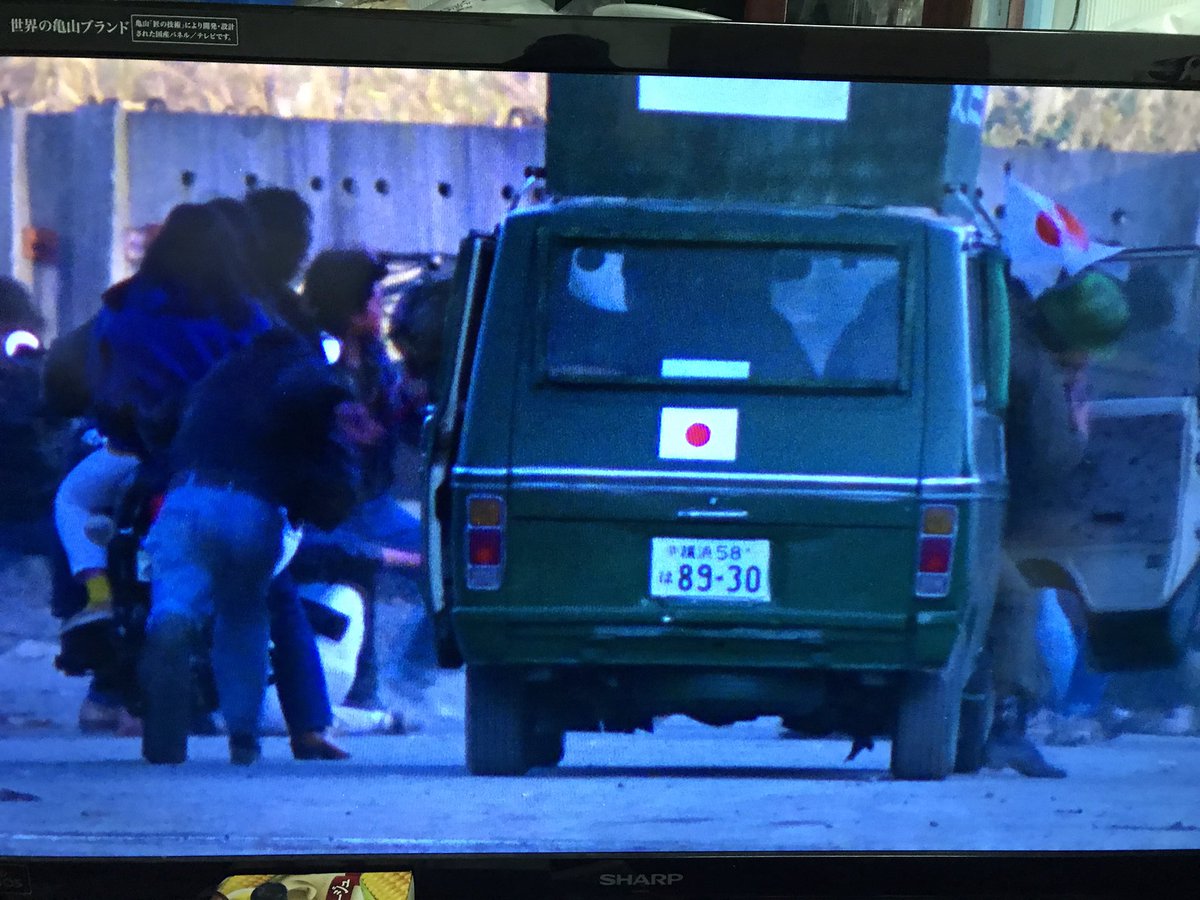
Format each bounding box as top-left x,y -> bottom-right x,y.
659,407 -> 739,462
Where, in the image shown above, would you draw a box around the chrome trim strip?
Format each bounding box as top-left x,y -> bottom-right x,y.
453,466 -> 510,479
922,490 -> 1007,502
515,481 -> 914,503
676,509 -> 750,520
459,466 -> 1006,499
509,466 -> 920,487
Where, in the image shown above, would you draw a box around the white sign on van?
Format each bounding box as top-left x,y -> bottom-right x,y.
659,407 -> 739,462
638,76 -> 851,121
661,358 -> 751,380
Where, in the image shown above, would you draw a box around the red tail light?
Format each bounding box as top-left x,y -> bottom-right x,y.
468,529 -> 502,566
915,505 -> 957,598
918,537 -> 953,574
465,494 -> 505,590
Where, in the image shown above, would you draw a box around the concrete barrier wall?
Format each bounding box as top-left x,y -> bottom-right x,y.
124,111 -> 544,266
16,107 -> 545,334
0,109 -> 14,282
15,113 -> 1200,337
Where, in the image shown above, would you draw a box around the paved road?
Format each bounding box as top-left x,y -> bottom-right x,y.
2,720 -> 1199,856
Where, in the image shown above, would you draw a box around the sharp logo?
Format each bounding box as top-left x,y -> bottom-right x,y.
598,874 -> 685,887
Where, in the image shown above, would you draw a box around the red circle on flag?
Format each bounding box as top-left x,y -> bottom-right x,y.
1055,203 -> 1089,250
1035,212 -> 1062,247
686,423 -> 711,447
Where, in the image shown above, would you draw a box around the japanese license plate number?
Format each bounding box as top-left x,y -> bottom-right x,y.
650,538 -> 770,602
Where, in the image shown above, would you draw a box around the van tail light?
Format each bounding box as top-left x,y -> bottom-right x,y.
469,529 -> 502,566
915,505 -> 958,598
466,494 -> 505,590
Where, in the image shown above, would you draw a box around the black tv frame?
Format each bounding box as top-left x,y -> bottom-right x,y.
0,3 -> 1199,898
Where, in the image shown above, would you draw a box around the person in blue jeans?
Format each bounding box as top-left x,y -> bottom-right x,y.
141,328 -> 363,765
83,201 -> 344,760
302,250 -> 423,711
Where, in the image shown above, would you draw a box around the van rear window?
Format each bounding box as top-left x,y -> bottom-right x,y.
543,241 -> 904,388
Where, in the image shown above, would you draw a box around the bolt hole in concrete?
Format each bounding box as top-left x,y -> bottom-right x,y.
342,176 -> 356,195
310,176 -> 324,192
437,181 -> 452,198
244,173 -> 259,189
180,169 -> 196,188
501,184 -> 515,200
375,178 -> 390,196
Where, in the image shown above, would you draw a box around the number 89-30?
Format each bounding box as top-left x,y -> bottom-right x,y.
678,563 -> 763,593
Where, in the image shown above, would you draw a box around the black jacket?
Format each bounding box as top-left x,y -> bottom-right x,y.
170,329 -> 362,530
0,352 -> 64,521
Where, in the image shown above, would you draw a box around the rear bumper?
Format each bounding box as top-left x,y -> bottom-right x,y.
453,608 -> 960,671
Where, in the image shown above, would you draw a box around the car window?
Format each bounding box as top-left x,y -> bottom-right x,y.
966,257 -> 989,405
543,240 -> 905,389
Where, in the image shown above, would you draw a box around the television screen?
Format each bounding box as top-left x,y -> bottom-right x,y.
1,11 -> 1199,874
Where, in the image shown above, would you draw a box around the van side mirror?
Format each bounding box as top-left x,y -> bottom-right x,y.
982,251 -> 1011,414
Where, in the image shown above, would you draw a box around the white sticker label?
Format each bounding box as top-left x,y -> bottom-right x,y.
659,407 -> 739,462
638,76 -> 851,121
661,358 -> 751,380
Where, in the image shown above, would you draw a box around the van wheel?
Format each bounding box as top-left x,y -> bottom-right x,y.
891,669 -> 961,781
465,666 -> 532,776
529,727 -> 566,768
955,654 -> 995,774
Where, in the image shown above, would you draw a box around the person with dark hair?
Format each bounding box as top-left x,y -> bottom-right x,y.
301,250 -> 422,712
0,275 -> 75,628
140,328 -> 363,765
90,202 -> 271,460
48,204 -> 272,728
0,275 -> 43,347
388,273 -> 452,447
206,197 -> 270,301
245,187 -> 317,340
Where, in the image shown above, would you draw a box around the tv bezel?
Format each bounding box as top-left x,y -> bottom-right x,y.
0,2 -> 1198,897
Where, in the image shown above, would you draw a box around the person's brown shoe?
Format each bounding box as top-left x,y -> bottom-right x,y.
291,731 -> 351,761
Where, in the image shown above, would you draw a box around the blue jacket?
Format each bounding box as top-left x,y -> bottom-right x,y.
89,277 -> 271,456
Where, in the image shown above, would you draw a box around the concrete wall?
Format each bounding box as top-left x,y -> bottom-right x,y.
15,107 -> 545,335
0,109 -> 14,282
123,110 -> 544,270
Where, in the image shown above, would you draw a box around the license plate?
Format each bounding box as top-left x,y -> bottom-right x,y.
650,538 -> 770,602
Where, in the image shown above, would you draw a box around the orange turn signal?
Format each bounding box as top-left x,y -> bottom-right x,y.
921,506 -> 956,536
468,496 -> 502,528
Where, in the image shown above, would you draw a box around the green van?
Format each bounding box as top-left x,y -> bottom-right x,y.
422,195 -> 1014,780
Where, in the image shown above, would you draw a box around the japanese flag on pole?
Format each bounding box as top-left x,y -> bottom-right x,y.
1001,180 -> 1124,296
659,408 -> 739,462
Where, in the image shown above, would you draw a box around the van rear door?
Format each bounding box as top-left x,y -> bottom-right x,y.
495,207 -> 930,649
422,232 -> 494,664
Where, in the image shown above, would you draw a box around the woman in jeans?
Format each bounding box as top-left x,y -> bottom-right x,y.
82,202 -> 346,762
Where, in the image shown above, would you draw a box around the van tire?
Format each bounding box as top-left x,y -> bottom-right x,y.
465,666 -> 532,776
891,669 -> 961,781
955,654 -> 995,774
530,727 -> 566,768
